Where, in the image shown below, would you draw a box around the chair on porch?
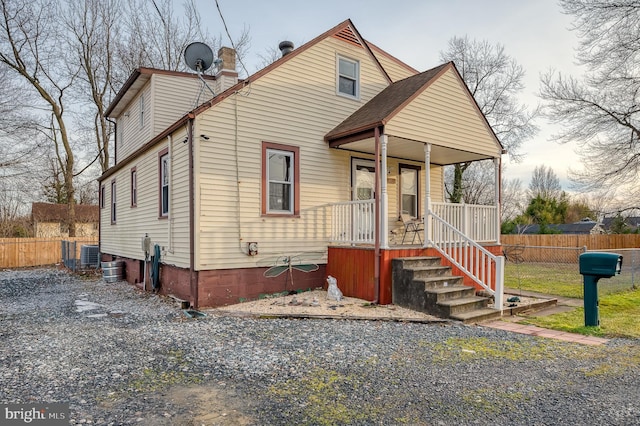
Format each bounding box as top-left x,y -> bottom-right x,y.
400,213 -> 424,244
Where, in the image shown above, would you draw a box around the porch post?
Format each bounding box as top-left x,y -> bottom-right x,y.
423,143 -> 431,245
380,133 -> 389,248
494,157 -> 501,244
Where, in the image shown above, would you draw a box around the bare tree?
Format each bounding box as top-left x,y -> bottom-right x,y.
116,0 -> 250,76
540,1 -> 640,193
444,160 -> 495,205
64,0 -> 122,173
501,177 -> 525,223
0,0 -> 79,235
440,36 -> 538,203
528,165 -> 562,201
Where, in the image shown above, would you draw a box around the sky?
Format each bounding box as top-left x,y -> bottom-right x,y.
195,0 -> 583,190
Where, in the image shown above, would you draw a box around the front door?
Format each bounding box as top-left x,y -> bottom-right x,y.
352,159 -> 375,241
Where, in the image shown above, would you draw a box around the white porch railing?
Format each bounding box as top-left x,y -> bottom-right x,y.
428,211 -> 504,311
431,202 -> 498,242
331,200 -> 375,245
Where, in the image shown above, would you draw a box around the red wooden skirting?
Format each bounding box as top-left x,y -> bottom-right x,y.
327,245 -> 503,305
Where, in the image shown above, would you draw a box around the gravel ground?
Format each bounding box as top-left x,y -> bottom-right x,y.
1,268 -> 640,426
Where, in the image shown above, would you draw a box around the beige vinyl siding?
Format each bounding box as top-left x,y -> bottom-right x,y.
117,74 -> 205,163
385,68 -> 501,157
194,36 -> 389,270
370,50 -> 417,82
152,74 -> 204,135
100,128 -> 190,267
118,82 -> 153,162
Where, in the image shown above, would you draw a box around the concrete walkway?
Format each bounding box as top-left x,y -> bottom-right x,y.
484,288 -> 609,346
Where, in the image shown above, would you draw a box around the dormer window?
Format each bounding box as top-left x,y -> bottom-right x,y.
337,56 -> 359,99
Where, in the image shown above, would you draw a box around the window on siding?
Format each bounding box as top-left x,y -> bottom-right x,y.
111,180 -> 117,224
262,142 -> 300,216
99,185 -> 105,208
337,56 -> 359,98
400,165 -> 420,218
159,151 -> 169,217
139,94 -> 145,128
131,168 -> 137,207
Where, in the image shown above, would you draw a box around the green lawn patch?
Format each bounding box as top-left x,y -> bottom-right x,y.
521,288 -> 640,339
505,262 -> 583,298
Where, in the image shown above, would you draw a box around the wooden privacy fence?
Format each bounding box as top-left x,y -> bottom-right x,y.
501,234 -> 640,263
0,237 -> 99,268
502,234 -> 640,250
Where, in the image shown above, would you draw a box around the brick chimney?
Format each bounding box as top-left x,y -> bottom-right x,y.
214,47 -> 238,93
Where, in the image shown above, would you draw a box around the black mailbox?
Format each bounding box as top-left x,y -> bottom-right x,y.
579,252 -> 622,277
578,252 -> 623,326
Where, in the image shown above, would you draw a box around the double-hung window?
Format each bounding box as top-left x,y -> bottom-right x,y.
262,142 -> 299,216
337,56 -> 359,99
400,165 -> 420,218
159,150 -> 169,217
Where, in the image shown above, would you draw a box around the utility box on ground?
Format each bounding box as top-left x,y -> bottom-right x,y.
578,252 -> 623,326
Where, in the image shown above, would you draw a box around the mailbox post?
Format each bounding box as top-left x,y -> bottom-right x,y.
578,252 -> 623,326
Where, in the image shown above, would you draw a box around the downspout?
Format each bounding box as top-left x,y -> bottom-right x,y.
166,135 -> 174,253
373,126 -> 381,304
187,114 -> 198,308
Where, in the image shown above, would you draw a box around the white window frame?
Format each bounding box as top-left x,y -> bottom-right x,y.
160,152 -> 169,217
336,55 -> 359,99
400,165 -> 420,219
266,148 -> 294,214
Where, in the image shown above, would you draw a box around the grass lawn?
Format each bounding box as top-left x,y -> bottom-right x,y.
520,288 -> 640,339
505,262 -> 640,339
505,262 -> 583,298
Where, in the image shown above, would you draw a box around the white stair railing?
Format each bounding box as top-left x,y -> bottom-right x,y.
428,210 -> 504,311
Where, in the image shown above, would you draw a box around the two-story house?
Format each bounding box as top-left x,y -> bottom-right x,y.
98,19 -> 505,319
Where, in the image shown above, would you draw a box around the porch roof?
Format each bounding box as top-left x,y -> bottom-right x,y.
325,62 -> 504,165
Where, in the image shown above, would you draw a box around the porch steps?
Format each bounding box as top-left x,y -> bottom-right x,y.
392,256 -> 501,323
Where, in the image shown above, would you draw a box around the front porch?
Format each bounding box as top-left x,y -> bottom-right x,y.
320,62 -> 506,313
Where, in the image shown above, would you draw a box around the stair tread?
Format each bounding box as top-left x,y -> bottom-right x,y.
418,276 -> 462,283
407,266 -> 450,271
395,256 -> 441,261
425,285 -> 475,294
437,296 -> 489,306
450,308 -> 502,321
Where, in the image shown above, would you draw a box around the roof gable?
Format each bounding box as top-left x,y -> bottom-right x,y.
325,63 -> 449,141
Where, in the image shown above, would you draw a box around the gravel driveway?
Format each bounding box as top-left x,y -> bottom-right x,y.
1,268 -> 639,425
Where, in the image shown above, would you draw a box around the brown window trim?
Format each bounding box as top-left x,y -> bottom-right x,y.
158,147 -> 169,219
398,163 -> 421,218
99,185 -> 105,209
130,166 -> 137,208
110,179 -> 117,225
261,141 -> 300,217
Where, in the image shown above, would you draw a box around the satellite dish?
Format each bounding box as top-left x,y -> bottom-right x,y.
184,42 -> 214,72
